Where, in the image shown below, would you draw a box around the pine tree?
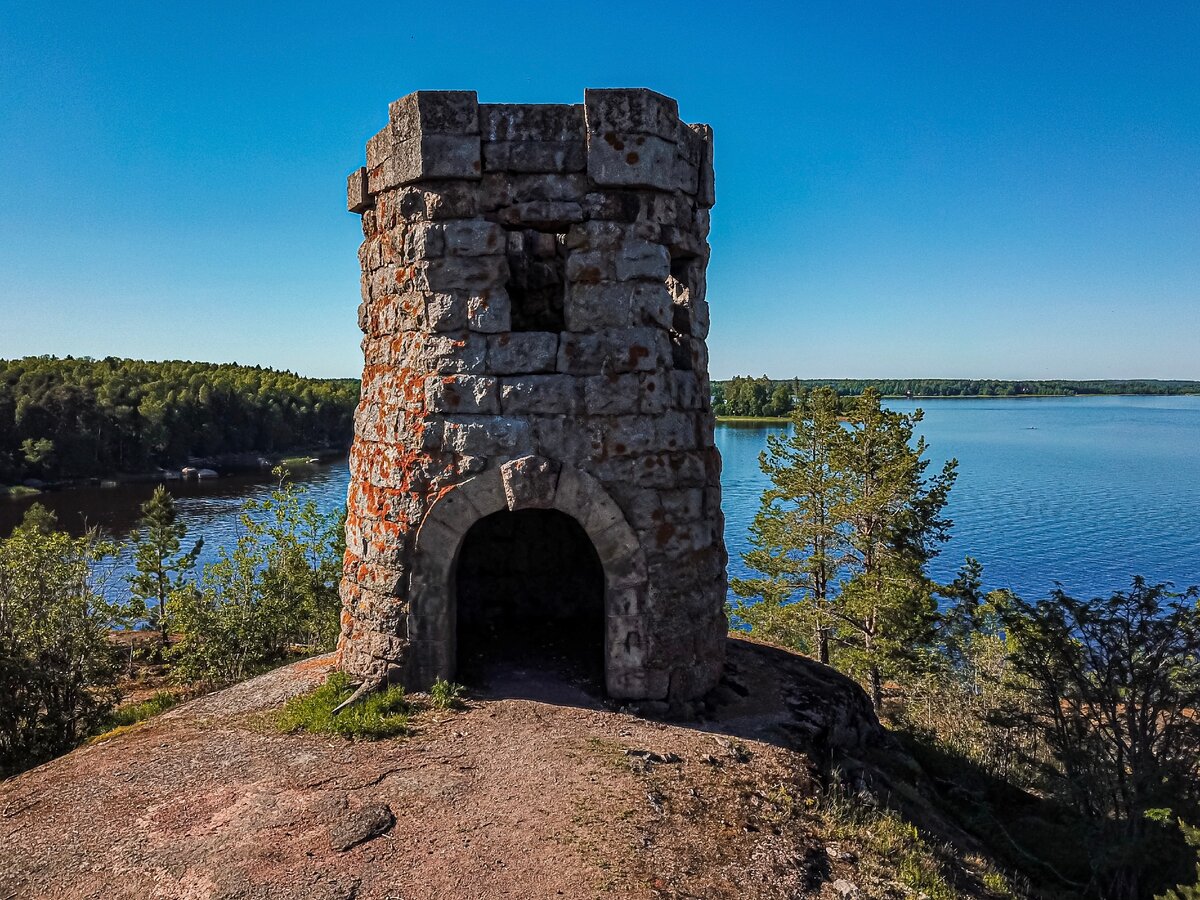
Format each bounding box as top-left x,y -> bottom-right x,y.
128,485 -> 202,655
831,388 -> 957,709
733,387 -> 957,711
732,386 -> 846,662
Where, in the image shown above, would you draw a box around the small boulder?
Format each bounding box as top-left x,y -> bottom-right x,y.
330,802 -> 395,852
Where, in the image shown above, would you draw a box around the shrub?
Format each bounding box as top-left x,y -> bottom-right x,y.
169,470 -> 343,687
0,505 -> 121,777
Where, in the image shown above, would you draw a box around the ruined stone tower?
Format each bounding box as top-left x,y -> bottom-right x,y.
337,88 -> 726,704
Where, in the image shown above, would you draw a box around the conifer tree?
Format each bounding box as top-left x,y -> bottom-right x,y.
733,387 -> 957,710
128,485 -> 202,655
831,389 -> 957,709
732,386 -> 846,662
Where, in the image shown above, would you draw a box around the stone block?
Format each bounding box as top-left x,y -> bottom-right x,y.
500,454 -> 562,510
670,371 -> 705,410
586,132 -> 679,191
423,293 -> 468,332
603,415 -> 658,457
419,255 -> 508,292
565,249 -> 617,284
394,183 -> 479,220
631,450 -> 709,488
583,373 -> 640,415
556,327 -> 670,375
584,88 -> 680,142
500,375 -> 580,415
689,296 -> 711,339
479,103 -> 585,142
486,332 -> 559,374
607,666 -> 669,701
466,291 -> 511,333
607,615 -> 650,667
348,167 -> 371,214
656,410 -> 699,451
638,372 -> 669,414
483,140 -> 586,174
401,222 -> 446,262
691,124 -> 715,208
615,239 -> 670,282
424,375 -> 499,415
480,173 -> 589,210
565,220 -> 630,251
607,585 -> 648,617
443,220 -> 505,257
565,281 -> 672,332
438,416 -> 535,456
367,134 -> 482,192
389,91 -> 480,140
494,201 -> 584,231
423,332 -> 488,374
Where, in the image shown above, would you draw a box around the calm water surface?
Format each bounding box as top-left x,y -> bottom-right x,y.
3,396 -> 1198,599
719,396 -> 1200,597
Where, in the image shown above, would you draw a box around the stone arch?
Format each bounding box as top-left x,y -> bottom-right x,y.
407,455 -> 651,698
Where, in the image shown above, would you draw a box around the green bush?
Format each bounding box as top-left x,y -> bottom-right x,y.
277,672 -> 411,739
168,469 -> 343,687
0,505 -> 121,777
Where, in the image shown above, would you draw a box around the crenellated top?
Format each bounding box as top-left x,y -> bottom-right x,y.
347,89 -> 714,215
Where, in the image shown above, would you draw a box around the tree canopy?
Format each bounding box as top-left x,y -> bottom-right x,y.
0,356 -> 359,483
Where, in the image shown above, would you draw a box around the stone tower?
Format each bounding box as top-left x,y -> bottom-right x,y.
338,88 -> 726,704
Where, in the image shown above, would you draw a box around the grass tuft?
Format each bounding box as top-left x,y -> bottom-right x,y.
277,671 -> 411,739
90,691 -> 181,742
817,785 -> 998,900
430,677 -> 466,710
109,691 -> 180,727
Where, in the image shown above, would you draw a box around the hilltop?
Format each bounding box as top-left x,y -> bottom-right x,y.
0,638 -> 1013,900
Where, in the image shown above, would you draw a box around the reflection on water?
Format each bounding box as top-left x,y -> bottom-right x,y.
4,395 -> 1200,601
0,463 -> 352,599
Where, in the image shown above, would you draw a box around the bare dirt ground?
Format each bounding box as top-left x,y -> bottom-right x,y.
0,637 -> 886,900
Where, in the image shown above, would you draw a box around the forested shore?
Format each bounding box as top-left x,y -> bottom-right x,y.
714,376 -> 1200,418
0,357 -> 359,487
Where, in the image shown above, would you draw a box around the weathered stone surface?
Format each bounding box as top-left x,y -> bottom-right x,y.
443,220 -> 505,257
565,281 -> 672,331
390,91 -> 480,139
500,455 -> 561,510
340,90 -> 726,707
584,88 -> 680,142
483,140 -> 586,174
486,332 -> 559,374
586,132 -> 679,191
330,802 -> 396,852
500,374 -> 580,415
425,375 -> 500,415
368,135 -> 482,191
347,166 -> 371,213
466,291 -> 511,333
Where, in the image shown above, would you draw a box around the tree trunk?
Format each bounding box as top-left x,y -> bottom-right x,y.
870,664 -> 883,711
815,625 -> 829,666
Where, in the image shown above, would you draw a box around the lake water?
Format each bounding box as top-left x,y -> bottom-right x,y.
3,395 -> 1199,599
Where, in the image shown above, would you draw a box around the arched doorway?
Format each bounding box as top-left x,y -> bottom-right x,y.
455,508 -> 605,691
406,457 -> 653,699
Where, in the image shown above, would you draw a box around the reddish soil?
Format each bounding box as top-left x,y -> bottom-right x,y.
0,637 -> 885,900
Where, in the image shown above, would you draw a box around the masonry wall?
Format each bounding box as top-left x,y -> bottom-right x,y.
337,88 -> 727,704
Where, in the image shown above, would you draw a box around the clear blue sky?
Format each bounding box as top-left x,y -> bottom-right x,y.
2,1 -> 1197,380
